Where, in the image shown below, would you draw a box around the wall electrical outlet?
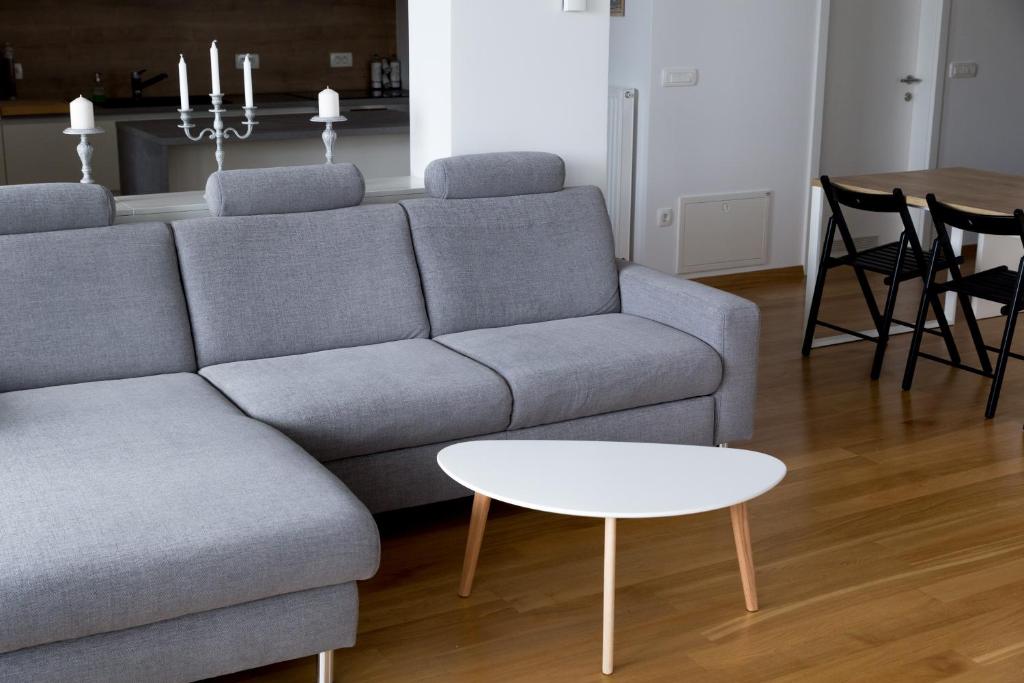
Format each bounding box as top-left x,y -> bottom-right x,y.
656,208 -> 674,227
948,61 -> 978,79
330,52 -> 353,68
13,63 -> 23,80
235,53 -> 260,69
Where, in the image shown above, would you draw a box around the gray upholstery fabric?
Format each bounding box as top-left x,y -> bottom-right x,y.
0,582 -> 358,683
204,163 -> 365,217
437,313 -> 722,430
0,223 -> 196,392
0,182 -> 115,235
618,262 -> 760,443
403,186 -> 620,336
423,151 -> 565,199
172,204 -> 430,367
328,396 -> 716,513
0,373 -> 379,655
200,339 -> 512,460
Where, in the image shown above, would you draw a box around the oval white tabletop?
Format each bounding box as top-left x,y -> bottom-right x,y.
437,440 -> 787,519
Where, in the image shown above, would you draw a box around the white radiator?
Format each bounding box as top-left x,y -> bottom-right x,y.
607,86 -> 637,260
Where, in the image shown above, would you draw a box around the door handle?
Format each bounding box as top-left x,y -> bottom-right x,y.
900,74 -> 923,84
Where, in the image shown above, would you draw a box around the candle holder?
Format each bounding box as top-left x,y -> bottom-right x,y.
310,115 -> 348,164
178,93 -> 258,172
62,127 -> 105,184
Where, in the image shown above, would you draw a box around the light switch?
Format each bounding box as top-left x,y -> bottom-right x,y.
662,67 -> 698,87
948,62 -> 978,79
656,208 -> 674,227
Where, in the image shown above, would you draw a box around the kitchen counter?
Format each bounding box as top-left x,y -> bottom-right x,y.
118,108 -> 409,194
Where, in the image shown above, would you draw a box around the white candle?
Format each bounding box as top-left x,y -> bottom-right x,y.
243,54 -> 253,108
69,95 -> 94,130
209,40 -> 221,95
178,54 -> 189,111
318,87 -> 340,117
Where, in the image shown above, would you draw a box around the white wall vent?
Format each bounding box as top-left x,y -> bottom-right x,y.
676,190 -> 770,274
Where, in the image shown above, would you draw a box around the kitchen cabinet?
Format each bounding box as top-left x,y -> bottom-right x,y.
1,115 -> 120,190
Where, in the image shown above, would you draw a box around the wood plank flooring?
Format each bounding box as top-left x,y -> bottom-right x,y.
210,264 -> 1024,682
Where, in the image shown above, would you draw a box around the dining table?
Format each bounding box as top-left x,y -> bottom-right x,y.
805,167 -> 1024,348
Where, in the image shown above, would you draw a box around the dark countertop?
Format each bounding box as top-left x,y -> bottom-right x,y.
118,108 -> 409,146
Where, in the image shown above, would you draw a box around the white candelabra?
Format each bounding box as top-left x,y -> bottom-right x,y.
176,42 -> 258,172
178,94 -> 258,172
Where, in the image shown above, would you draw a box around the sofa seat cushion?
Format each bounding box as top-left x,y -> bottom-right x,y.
0,373 -> 379,655
199,339 -> 513,461
436,314 -> 723,430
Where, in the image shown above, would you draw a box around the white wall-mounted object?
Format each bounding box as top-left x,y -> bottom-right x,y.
676,190 -> 770,274
330,52 -> 354,68
607,86 -> 637,259
564,0 -> 587,11
656,208 -> 673,227
948,61 -> 977,78
661,67 -> 697,87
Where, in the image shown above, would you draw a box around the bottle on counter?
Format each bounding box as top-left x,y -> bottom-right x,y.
91,72 -> 107,104
370,54 -> 383,94
389,56 -> 402,91
0,43 -> 16,101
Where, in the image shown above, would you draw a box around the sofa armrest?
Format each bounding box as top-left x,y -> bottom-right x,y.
618,261 -> 760,444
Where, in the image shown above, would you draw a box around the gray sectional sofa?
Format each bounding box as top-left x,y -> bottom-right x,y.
0,152 -> 759,682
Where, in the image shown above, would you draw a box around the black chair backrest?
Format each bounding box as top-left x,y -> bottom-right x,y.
926,193 -> 1024,240
822,175 -> 910,214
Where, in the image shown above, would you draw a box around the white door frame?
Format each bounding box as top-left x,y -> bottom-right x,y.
801,0 -> 952,271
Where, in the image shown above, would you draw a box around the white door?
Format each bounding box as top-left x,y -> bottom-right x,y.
816,0 -> 948,244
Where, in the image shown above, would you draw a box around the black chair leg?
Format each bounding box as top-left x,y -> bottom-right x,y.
985,284 -> 1024,418
870,243 -> 906,380
926,293 -> 962,366
802,217 -> 838,357
853,265 -> 884,331
902,248 -> 941,391
957,290 -> 994,375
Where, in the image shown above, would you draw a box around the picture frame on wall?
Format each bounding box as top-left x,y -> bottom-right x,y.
611,0 -> 624,16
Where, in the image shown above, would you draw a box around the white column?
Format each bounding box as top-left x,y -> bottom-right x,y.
408,0 -> 611,189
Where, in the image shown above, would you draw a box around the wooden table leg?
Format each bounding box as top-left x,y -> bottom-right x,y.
458,492 -> 491,597
730,502 -> 759,612
603,517 -> 616,675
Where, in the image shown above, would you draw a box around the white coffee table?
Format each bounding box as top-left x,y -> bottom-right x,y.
437,440 -> 787,675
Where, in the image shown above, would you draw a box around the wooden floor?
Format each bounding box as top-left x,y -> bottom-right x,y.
211,265 -> 1024,682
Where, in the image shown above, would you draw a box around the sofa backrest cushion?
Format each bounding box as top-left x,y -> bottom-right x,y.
0,183 -> 115,235
424,151 -> 565,199
172,204 -> 430,367
0,223 -> 197,392
205,163 -> 365,217
402,185 -> 621,336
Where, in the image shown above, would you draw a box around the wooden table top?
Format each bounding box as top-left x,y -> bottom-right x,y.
812,167 -> 1024,216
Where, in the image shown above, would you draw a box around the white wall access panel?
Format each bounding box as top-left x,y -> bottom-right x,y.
676,190 -> 770,274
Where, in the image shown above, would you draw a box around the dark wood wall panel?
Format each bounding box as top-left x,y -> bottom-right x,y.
1,0 -> 397,99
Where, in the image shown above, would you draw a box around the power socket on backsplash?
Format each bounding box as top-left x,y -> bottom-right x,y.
234,54 -> 260,69
14,63 -> 23,80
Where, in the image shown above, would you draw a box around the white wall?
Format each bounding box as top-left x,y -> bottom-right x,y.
937,0 -> 1024,174
611,0 -> 822,275
409,0 -> 611,188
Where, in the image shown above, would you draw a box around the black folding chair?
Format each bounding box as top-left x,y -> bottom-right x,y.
802,175 -> 961,379
902,194 -> 1024,418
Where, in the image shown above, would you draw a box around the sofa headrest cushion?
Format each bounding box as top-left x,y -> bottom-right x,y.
424,152 -> 566,199
0,183 -> 115,235
204,163 -> 366,217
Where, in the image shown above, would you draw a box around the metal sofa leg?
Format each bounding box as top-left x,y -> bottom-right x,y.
318,650 -> 335,683
718,443 -> 728,448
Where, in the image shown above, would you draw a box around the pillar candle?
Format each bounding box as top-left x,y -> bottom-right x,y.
210,40 -> 221,95
318,87 -> 340,117
69,95 -> 94,130
243,54 -> 253,108
178,54 -> 189,111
